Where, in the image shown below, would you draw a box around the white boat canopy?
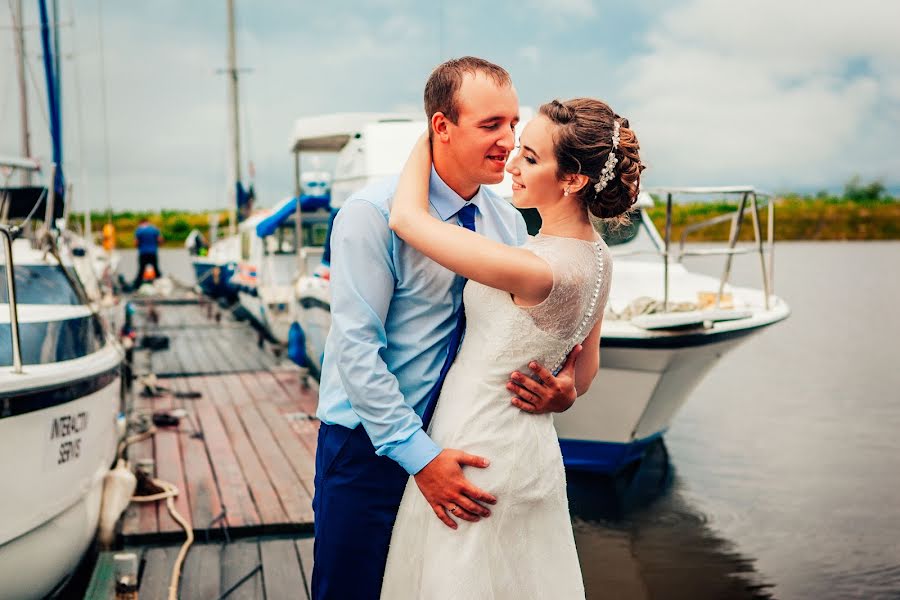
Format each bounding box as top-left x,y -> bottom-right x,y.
290,112 -> 419,153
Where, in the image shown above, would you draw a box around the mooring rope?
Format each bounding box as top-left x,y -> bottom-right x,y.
120,420 -> 194,599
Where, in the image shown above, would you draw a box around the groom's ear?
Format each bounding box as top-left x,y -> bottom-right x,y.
431,112 -> 452,143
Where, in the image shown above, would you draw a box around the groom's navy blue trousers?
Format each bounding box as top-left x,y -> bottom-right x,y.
312,422 -> 409,600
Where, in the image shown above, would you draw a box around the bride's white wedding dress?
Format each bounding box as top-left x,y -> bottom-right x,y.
381,234 -> 612,600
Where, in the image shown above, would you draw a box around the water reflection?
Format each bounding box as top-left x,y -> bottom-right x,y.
569,441 -> 774,599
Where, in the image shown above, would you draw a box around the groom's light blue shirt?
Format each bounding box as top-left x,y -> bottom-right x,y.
317,168 -> 528,475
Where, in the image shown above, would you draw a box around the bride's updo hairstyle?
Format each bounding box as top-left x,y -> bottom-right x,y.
539,99 -> 644,223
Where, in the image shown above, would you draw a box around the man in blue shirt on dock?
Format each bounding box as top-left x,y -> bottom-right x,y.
133,218 -> 162,287
312,57 -> 583,599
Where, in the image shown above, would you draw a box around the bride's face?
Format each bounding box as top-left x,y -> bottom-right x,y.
506,115 -> 565,209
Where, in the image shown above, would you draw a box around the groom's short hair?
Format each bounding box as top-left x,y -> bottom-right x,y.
424,57 -> 512,125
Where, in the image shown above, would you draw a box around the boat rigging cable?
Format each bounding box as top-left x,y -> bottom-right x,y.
66,0 -> 93,240
5,0 -> 50,129
94,0 -> 112,223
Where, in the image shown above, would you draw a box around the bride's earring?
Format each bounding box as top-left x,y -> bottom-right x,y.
563,188 -> 570,197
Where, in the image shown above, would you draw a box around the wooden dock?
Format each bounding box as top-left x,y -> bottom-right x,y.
86,537 -> 314,599
86,298 -> 319,598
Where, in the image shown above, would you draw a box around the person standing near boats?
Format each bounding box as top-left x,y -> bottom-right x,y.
133,217 -> 162,287
311,57 -> 589,599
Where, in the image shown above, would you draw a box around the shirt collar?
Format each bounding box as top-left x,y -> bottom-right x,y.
428,165 -> 483,221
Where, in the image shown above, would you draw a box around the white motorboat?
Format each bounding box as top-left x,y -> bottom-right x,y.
554,187 -> 789,471
0,231 -> 122,600
230,191 -> 332,343
284,114 -> 789,473
286,113 -> 424,375
0,5 -> 124,595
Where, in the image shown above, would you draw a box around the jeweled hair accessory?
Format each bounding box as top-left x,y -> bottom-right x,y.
594,120 -> 621,193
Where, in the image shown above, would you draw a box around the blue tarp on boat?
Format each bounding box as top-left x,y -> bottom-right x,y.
255,194 -> 331,238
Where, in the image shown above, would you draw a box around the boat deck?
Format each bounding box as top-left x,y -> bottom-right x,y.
87,298 -> 319,598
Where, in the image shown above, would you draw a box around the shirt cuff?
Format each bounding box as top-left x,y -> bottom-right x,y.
387,428 -> 442,475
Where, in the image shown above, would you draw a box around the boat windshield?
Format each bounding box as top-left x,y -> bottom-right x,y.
518,207 -> 646,248
597,213 -> 642,247
0,265 -> 83,305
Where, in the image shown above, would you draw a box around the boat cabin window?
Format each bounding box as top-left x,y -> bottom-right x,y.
265,225 -> 298,255
1,314 -> 105,366
303,219 -> 330,247
596,211 -> 642,247
263,217 -> 330,255
0,265 -> 83,305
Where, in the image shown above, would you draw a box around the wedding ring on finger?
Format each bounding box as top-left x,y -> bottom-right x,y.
447,503 -> 458,513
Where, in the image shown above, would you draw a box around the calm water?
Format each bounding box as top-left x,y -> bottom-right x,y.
570,242 -> 900,600
121,243 -> 900,599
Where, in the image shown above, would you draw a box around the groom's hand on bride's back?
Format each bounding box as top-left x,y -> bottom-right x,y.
414,449 -> 497,530
506,345 -> 582,415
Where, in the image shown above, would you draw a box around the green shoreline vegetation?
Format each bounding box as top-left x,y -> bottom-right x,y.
70,178 -> 898,248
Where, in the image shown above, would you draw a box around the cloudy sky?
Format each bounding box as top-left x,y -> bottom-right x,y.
1,0 -> 898,212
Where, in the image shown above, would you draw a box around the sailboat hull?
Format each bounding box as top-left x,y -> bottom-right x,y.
0,349 -> 121,600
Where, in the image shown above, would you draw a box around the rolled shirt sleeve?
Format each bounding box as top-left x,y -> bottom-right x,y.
328,199 -> 442,474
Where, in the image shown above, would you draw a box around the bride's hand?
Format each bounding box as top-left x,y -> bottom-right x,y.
507,346 -> 582,414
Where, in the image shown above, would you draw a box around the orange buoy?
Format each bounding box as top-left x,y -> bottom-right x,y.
102,222 -> 116,251
142,263 -> 157,281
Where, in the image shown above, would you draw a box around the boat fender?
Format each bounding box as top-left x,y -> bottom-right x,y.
97,459 -> 137,548
288,322 -> 309,368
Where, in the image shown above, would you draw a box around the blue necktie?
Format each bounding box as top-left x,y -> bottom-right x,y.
421,203 -> 477,429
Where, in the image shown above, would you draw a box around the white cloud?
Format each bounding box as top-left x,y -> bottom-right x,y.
518,45 -> 540,66
536,0 -> 597,19
4,0 -> 896,213
621,0 -> 900,190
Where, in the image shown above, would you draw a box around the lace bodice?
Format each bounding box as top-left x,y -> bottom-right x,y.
454,233 -> 612,377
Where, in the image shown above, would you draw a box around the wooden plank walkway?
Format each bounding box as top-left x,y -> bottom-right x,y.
129,301 -> 282,378
86,298 -> 324,598
121,370 -> 319,543
85,536 -> 315,599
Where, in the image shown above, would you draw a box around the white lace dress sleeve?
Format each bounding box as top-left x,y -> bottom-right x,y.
520,234 -> 612,371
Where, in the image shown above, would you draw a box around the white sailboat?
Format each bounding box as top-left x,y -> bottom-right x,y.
0,4 -> 123,597
283,113 -> 790,473
0,174 -> 123,600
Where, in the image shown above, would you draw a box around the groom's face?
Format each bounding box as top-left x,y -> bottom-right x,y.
445,72 -> 519,186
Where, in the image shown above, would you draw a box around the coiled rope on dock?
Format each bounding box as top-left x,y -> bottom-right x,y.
120,418 -> 194,600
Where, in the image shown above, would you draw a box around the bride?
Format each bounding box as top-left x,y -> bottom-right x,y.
382,98 -> 643,599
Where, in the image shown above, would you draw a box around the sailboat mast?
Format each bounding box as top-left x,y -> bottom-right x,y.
12,0 -> 32,186
52,0 -> 61,108
226,0 -> 242,237
38,0 -> 64,198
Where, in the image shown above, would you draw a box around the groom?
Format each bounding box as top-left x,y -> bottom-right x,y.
312,57 -> 584,599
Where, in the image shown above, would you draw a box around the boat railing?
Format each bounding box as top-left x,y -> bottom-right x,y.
0,224 -> 24,373
642,186 -> 775,311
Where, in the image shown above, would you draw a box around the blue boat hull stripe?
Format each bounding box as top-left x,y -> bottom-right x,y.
0,366 -> 120,418
601,324 -> 764,349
